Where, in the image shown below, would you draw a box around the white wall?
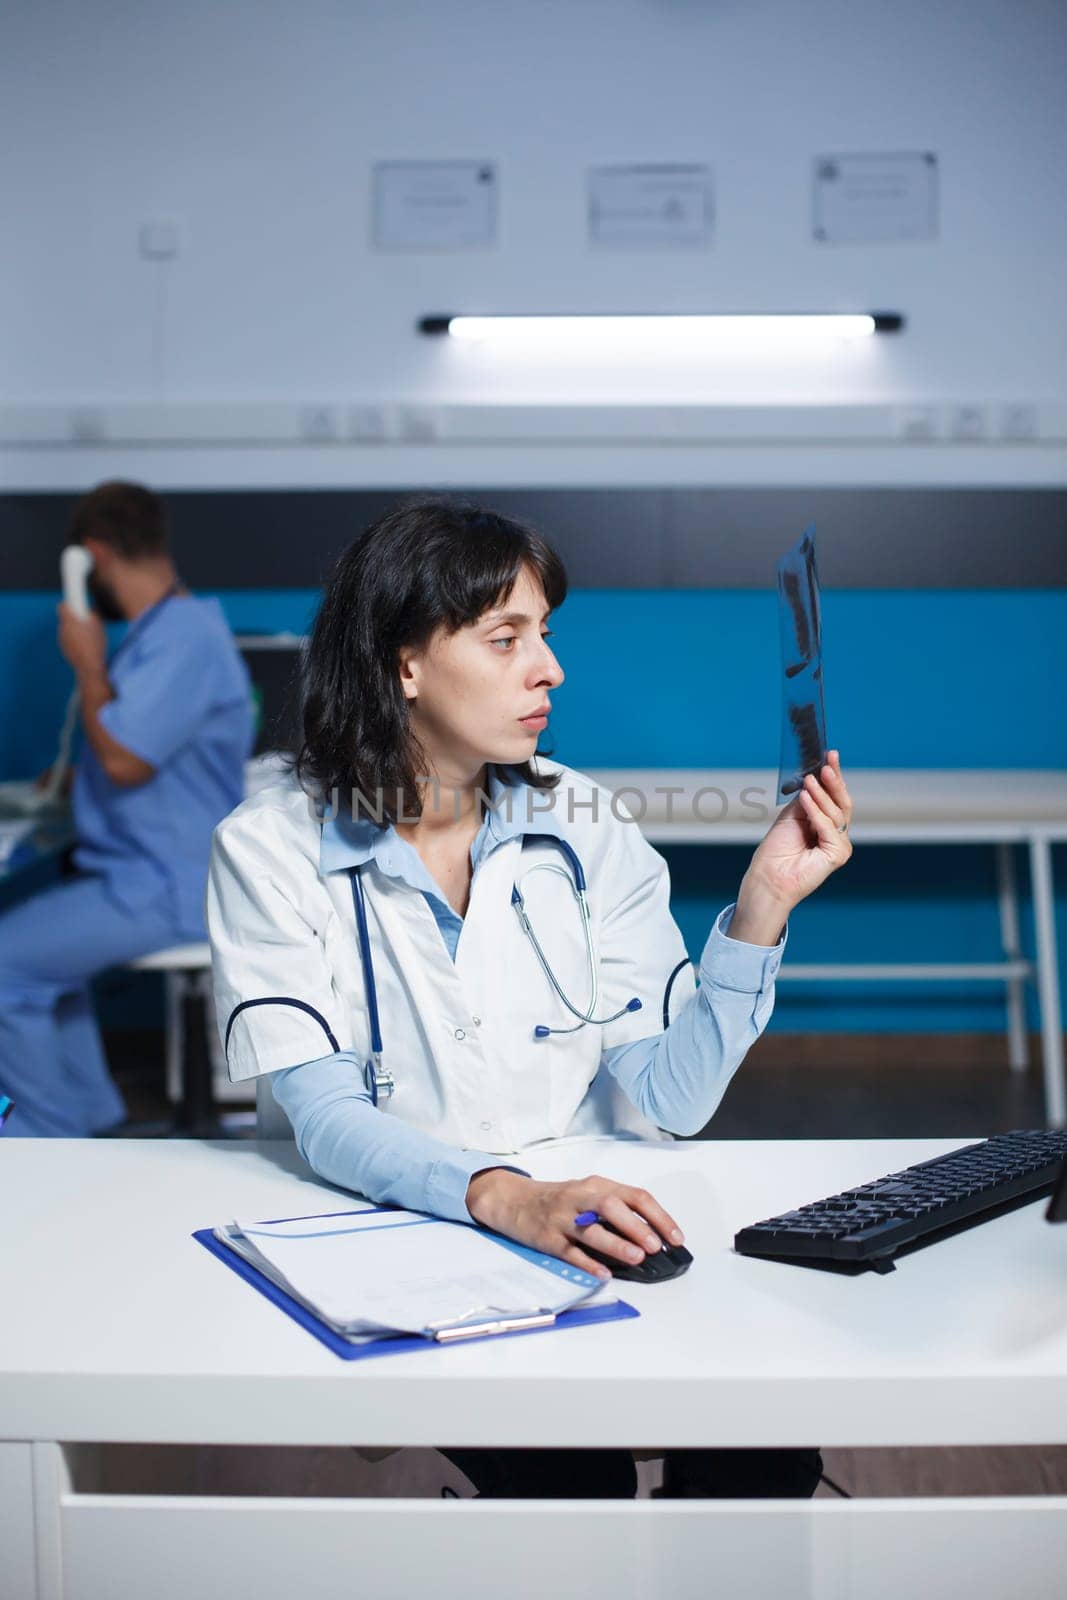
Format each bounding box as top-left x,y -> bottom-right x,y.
2,0 -> 1066,488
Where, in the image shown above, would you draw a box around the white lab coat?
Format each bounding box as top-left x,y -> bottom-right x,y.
206,761 -> 698,1154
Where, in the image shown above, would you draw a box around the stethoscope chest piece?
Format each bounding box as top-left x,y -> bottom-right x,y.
364,1052 -> 395,1106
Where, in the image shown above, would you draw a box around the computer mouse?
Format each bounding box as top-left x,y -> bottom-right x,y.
582,1220 -> 693,1283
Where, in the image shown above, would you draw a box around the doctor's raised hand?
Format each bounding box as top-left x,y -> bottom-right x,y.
727,751 -> 854,947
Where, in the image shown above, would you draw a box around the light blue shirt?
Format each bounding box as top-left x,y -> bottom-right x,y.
271,766 -> 786,1224
73,594 -> 255,938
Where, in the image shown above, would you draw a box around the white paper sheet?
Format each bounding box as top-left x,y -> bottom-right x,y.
372,161 -> 497,250
813,151 -> 937,244
588,164 -> 713,248
219,1208 -> 607,1337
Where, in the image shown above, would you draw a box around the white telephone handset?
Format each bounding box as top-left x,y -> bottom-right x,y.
60,544 -> 93,618
0,547 -> 95,817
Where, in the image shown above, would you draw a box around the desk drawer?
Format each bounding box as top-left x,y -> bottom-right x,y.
60,1494 -> 1067,1600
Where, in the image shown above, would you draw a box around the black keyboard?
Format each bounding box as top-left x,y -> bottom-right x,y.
734,1130 -> 1067,1274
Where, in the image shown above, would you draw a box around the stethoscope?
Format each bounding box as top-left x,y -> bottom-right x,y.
348,835 -> 643,1106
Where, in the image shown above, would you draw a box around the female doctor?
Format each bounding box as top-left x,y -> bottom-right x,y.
207,498 -> 854,1501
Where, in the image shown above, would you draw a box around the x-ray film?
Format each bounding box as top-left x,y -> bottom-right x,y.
777,524 -> 828,804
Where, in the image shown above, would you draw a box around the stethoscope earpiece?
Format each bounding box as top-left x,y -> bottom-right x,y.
532,995 -> 642,1041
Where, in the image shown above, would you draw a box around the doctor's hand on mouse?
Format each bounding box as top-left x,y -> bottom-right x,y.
466,1169 -> 687,1281
466,755 -> 854,1280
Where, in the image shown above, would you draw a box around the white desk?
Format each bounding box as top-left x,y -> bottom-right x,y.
3,1137 -> 1066,1599
587,768 -> 1067,1126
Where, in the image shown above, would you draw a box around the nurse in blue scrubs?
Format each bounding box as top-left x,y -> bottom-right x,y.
0,481 -> 254,1136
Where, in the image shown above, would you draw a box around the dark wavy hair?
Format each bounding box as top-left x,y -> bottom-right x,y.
296,497 -> 568,823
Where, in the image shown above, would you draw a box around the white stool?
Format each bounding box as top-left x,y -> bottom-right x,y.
127,943 -> 222,1134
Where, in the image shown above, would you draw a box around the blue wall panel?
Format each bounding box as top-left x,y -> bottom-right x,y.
3,587 -> 1064,1035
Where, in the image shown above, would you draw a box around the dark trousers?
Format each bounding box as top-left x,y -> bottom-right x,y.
440,1447 -> 823,1499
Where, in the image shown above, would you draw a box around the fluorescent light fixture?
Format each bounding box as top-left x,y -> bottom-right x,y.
419,312 -> 903,349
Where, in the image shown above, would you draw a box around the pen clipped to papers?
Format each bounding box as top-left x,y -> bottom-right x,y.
208,1205 -> 621,1346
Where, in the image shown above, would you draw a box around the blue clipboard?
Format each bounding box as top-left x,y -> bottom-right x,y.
193,1213 -> 639,1362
